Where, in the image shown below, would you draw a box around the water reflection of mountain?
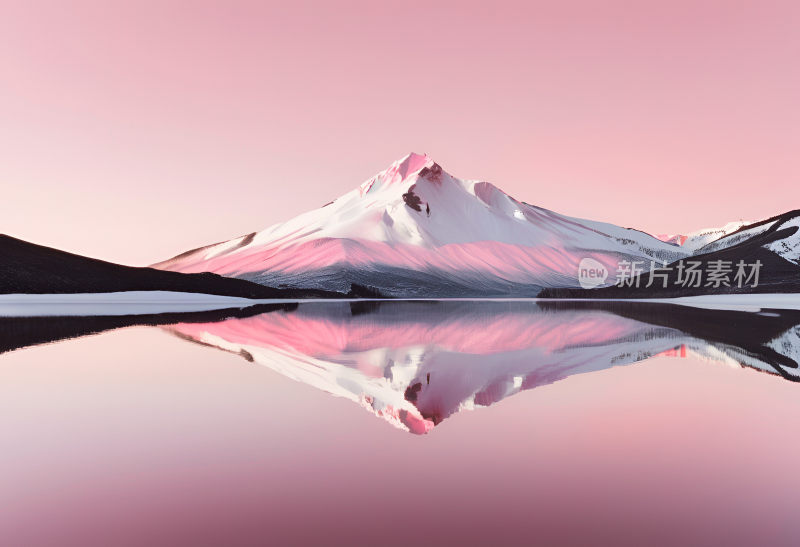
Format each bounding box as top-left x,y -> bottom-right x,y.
166,301 -> 800,434
2,301 -> 798,434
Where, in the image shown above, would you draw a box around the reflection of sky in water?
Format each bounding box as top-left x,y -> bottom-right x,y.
0,302 -> 799,546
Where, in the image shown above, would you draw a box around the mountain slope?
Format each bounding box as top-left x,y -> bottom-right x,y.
0,234 -> 346,299
155,153 -> 688,297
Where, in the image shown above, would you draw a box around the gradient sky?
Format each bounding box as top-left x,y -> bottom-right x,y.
1,0 -> 799,266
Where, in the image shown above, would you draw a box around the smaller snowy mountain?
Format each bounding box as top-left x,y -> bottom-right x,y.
671,220 -> 751,253
692,211 -> 800,262
657,214 -> 799,264
544,210 -> 800,298
155,153 -> 688,297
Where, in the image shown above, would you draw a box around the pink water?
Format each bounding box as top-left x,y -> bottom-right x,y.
0,325 -> 798,546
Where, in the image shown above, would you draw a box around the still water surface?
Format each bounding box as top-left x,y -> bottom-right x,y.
0,301 -> 798,546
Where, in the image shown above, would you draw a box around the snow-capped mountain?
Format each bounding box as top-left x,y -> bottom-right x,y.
670,220 -> 751,253
658,214 -> 799,262
693,211 -> 800,261
154,153 -> 688,296
543,209 -> 800,298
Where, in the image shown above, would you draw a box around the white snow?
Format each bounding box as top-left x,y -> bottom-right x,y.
0,291 -> 279,317
680,220 -> 751,253
766,215 -> 800,264
684,213 -> 800,265
635,293 -> 800,311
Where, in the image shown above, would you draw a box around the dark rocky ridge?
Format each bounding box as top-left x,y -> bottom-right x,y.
0,234 -> 362,299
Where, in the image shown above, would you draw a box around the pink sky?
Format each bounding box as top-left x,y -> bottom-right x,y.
1,1 -> 798,266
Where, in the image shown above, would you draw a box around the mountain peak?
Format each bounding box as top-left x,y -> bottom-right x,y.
395,152 -> 434,176
359,152 -> 436,195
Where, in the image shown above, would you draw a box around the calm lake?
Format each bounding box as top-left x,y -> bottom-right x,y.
1,301 -> 798,546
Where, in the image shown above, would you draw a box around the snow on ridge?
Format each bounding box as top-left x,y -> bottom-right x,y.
0,291 -> 266,317
680,220 -> 751,253
766,215 -> 800,265
686,212 -> 800,265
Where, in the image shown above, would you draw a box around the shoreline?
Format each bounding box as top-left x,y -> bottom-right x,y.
1,290 -> 800,316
